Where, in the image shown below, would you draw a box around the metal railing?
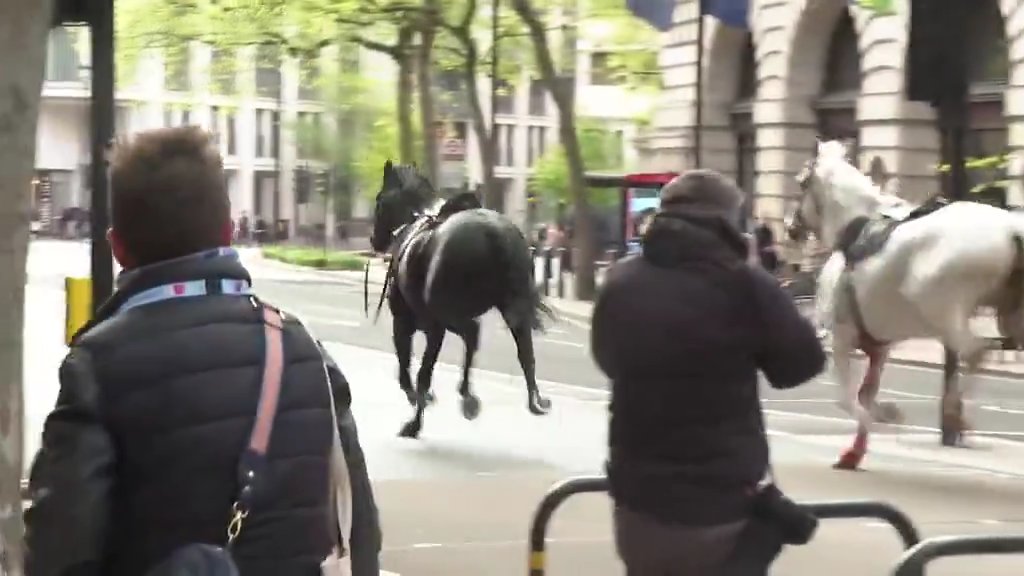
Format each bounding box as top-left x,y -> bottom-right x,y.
526,476 -> 924,576
892,534 -> 1024,576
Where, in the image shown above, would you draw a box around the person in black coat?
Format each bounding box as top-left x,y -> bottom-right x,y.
591,169 -> 825,575
24,127 -> 381,576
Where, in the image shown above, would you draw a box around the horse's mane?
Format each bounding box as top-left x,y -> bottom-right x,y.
390,163 -> 435,212
816,140 -> 915,211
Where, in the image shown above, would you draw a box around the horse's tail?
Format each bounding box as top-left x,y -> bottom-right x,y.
529,283 -> 558,331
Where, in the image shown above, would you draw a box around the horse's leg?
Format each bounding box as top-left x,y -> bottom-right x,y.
938,314 -> 987,447
398,326 -> 445,439
453,320 -> 482,420
391,309 -> 417,406
832,329 -> 866,470
508,320 -> 552,415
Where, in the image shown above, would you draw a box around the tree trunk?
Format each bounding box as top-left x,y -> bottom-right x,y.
509,0 -> 596,299
416,1 -> 440,186
396,26 -> 416,164
0,1 -> 52,572
455,29 -> 497,204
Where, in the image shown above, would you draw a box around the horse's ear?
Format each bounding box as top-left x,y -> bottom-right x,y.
384,159 -> 394,173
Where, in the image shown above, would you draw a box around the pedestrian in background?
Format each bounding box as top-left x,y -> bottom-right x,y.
590,169 -> 825,575
24,127 -> 381,576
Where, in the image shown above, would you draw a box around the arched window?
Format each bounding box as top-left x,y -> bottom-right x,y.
964,0 -> 1008,194
731,34 -> 756,219
815,10 -> 860,160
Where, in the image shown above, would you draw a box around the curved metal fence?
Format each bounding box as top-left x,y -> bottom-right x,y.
892,534 -> 1024,576
526,476 -> 923,576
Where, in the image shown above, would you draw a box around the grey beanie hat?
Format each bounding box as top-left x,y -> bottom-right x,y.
659,169 -> 744,223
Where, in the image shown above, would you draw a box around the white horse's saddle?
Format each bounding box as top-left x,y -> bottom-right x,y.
839,196 -> 951,267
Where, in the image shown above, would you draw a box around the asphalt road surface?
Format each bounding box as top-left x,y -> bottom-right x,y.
247,261 -> 1024,444
22,241 -> 1024,576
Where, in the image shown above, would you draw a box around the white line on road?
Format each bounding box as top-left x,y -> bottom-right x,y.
309,318 -> 362,328
981,405 -> 1024,415
539,337 -> 584,348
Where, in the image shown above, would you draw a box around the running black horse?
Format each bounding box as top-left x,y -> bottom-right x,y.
370,161 -> 553,438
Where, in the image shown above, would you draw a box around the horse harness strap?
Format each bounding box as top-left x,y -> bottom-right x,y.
373,214 -> 438,323
838,196 -> 952,349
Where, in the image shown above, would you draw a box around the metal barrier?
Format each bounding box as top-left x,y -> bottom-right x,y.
526,477 -> 923,576
804,500 -> 921,549
892,534 -> 1024,576
528,476 -> 609,576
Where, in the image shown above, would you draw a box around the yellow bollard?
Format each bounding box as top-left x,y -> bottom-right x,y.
65,277 -> 93,346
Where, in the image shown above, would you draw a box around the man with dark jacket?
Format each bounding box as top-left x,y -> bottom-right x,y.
591,170 -> 825,575
24,127 -> 381,576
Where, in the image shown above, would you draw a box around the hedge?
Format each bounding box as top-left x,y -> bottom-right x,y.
262,246 -> 367,271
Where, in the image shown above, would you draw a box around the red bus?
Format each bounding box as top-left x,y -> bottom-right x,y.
584,171 -> 678,255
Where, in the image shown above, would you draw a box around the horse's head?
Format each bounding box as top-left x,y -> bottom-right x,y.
786,154 -> 825,243
371,160 -> 435,253
786,139 -> 876,248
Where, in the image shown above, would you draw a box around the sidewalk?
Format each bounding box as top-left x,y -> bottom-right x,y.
244,251 -> 1024,376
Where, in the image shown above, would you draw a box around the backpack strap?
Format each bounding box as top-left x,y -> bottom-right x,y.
227,303 -> 286,546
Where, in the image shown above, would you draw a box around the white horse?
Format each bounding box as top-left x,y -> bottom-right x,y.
785,140 -> 1024,470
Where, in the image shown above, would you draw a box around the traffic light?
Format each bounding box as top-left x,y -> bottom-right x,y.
313,169 -> 331,199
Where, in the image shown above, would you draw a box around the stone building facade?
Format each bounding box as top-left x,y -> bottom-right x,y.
639,0 -> 1018,233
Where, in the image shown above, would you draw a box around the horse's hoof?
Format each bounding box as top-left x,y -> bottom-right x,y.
426,390 -> 437,404
528,394 -> 552,416
398,420 -> 422,439
461,394 -> 481,420
833,449 -> 864,471
874,401 -> 904,424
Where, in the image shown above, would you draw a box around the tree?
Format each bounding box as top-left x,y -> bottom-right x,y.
509,0 -> 597,299
116,0 -> 424,163
291,63 -> 411,204
530,120 -> 626,209
0,2 -> 53,571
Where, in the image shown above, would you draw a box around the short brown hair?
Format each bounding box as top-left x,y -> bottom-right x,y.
111,127 -> 230,266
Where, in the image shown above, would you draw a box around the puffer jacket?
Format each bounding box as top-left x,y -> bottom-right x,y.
592,213 -> 825,526
24,249 -> 381,576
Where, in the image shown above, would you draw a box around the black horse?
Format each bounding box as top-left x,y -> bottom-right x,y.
370,161 -> 553,438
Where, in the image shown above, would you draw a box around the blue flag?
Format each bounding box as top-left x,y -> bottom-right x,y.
626,0 -> 675,32
703,0 -> 749,29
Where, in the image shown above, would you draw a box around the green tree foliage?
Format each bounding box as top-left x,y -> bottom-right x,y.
530,119 -> 627,208
290,67 -> 420,200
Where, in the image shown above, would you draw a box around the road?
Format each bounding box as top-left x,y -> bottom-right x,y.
23,240 -> 1024,575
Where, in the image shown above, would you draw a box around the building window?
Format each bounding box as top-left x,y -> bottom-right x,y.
590,52 -> 618,86
164,45 -> 190,92
115,105 -> 131,137
496,124 -> 517,167
255,44 -> 282,99
163,108 -> 173,127
528,79 -> 547,116
226,113 -> 237,156
494,78 -> 515,115
298,53 -> 320,101
256,110 -> 268,158
210,47 -> 236,95
816,9 -> 860,161
45,27 -> 81,82
297,112 -> 323,159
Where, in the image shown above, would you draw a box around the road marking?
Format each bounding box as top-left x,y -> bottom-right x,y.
981,405 -> 1024,415
309,318 -> 362,328
540,337 -> 584,348
763,408 -> 1024,439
